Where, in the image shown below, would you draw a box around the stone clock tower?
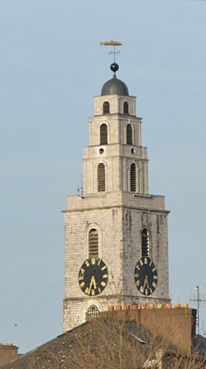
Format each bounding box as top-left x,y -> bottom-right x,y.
63,62 -> 170,332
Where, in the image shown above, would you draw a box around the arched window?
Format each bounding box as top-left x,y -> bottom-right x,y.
100,124 -> 108,145
89,228 -> 98,258
141,228 -> 150,257
86,305 -> 99,321
103,101 -> 110,114
124,101 -> 129,114
130,163 -> 136,192
126,124 -> 133,145
98,163 -> 105,192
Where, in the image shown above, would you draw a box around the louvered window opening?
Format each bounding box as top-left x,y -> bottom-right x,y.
89,228 -> 98,258
86,305 -> 100,321
127,124 -> 133,145
103,101 -> 110,114
98,163 -> 105,192
130,163 -> 136,192
100,124 -> 108,145
124,101 -> 129,114
142,228 -> 150,257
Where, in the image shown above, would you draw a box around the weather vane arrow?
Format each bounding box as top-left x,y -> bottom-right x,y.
100,40 -> 122,63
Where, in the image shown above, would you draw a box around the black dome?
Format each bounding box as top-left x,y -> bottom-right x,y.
101,76 -> 129,96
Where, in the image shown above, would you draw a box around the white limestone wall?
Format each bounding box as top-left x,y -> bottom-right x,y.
63,206 -> 124,331
122,208 -> 169,300
63,193 -> 170,331
93,95 -> 136,116
83,144 -> 148,195
89,115 -> 142,147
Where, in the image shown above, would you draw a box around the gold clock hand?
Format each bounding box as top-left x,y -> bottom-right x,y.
88,276 -> 97,293
93,277 -> 97,289
143,275 -> 149,289
91,276 -> 97,289
88,277 -> 93,293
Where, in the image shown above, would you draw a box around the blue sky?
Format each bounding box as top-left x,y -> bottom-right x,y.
0,0 -> 206,353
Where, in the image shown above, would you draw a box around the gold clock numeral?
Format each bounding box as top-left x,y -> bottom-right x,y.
98,259 -> 102,265
103,274 -> 108,279
91,289 -> 95,296
152,267 -> 157,272
135,280 -> 140,286
85,287 -> 90,295
101,265 -> 107,271
98,287 -> 101,293
85,260 -> 90,267
101,281 -> 106,287
91,257 -> 96,265
80,282 -> 85,288
152,282 -> 157,288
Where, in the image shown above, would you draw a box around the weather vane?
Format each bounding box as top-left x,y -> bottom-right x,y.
100,40 -> 122,63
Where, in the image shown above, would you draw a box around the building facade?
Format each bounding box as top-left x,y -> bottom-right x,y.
63,62 -> 170,332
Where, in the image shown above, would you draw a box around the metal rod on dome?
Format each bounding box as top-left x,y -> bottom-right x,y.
109,46 -> 120,64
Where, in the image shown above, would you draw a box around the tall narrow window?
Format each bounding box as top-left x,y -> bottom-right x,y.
98,163 -> 105,192
130,163 -> 136,192
142,228 -> 150,257
127,124 -> 133,145
86,305 -> 99,321
100,124 -> 108,145
124,101 -> 129,114
89,228 -> 98,258
103,101 -> 110,114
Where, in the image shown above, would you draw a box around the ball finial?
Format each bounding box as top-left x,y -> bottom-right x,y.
110,62 -> 119,76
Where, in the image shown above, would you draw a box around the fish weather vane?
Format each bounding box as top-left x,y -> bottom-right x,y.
100,40 -> 122,63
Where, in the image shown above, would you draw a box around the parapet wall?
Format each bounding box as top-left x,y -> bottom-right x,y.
102,304 -> 196,355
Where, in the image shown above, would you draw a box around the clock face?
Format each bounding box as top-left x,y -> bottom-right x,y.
78,258 -> 108,296
134,257 -> 158,296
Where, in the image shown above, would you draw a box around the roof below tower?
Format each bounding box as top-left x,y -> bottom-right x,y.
0,315 -> 178,369
101,75 -> 129,96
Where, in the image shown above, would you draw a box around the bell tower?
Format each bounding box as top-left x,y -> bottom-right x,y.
63,61 -> 170,332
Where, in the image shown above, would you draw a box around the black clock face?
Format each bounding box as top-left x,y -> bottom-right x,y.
78,258 -> 108,296
134,257 -> 158,296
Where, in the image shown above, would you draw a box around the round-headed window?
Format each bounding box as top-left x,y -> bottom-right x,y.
86,305 -> 100,321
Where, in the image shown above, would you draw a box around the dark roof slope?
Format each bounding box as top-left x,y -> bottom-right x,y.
0,317 -> 177,369
193,334 -> 206,356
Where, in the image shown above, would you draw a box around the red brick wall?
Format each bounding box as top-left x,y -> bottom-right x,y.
0,345 -> 18,366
